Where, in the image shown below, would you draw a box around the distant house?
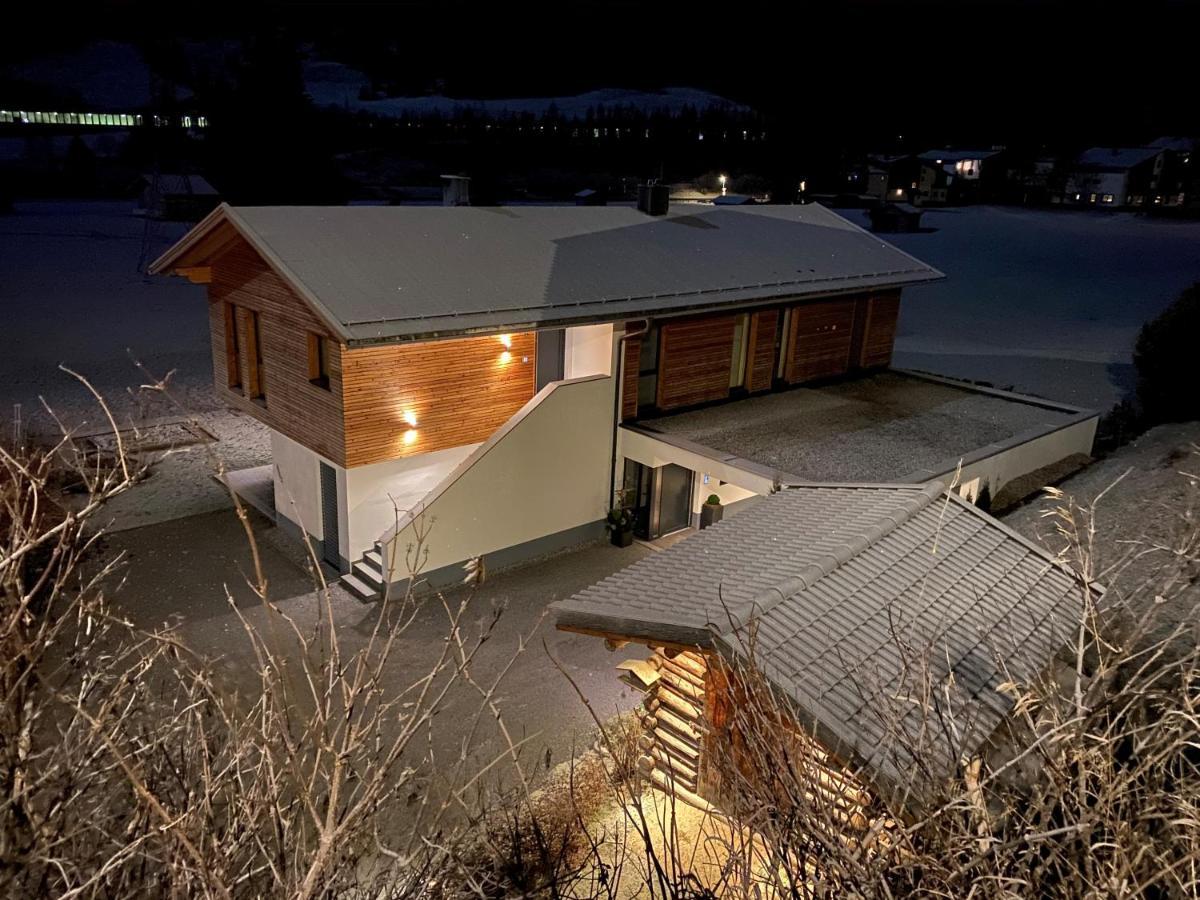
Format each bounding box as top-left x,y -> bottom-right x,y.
863,154 -> 951,206
1148,136 -> 1197,208
554,481 -> 1099,813
574,188 -> 606,206
137,173 -> 219,221
917,148 -> 1005,202
1057,147 -> 1165,208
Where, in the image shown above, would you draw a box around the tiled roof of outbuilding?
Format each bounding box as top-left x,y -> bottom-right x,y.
553,483 -> 1091,798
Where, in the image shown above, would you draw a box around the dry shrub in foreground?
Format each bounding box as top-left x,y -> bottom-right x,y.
538,467 -> 1200,898
0,377 -> 552,898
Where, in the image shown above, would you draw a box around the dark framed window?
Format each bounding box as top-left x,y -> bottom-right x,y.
307,332 -> 331,389
223,302 -> 241,389
245,310 -> 266,401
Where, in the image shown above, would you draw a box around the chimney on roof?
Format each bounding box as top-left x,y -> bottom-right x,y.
636,181 -> 670,216
441,174 -> 471,206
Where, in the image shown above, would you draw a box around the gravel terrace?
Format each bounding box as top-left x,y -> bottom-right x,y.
639,371 -> 1080,482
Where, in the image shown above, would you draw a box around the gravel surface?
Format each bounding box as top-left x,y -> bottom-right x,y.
642,372 -> 1077,482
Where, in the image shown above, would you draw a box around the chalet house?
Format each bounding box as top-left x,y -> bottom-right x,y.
917,148 -> 1005,202
151,199 -> 1097,599
862,154 -> 950,206
553,481 -> 1096,815
1057,147 -> 1165,208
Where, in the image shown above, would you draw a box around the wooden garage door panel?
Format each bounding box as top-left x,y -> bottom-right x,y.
621,336 -> 641,420
656,315 -> 736,410
786,299 -> 856,384
860,291 -> 901,369
745,309 -> 779,393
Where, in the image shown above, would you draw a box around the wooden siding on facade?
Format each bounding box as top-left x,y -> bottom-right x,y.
784,298 -> 858,384
744,309 -> 779,393
859,291 -> 901,369
208,238 -> 346,465
621,336 -> 641,421
655,315 -> 737,411
341,332 -> 537,467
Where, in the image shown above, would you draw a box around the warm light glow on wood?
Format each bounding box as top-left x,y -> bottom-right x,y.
499,333 -> 513,349
403,429 -> 418,445
402,410 -> 418,427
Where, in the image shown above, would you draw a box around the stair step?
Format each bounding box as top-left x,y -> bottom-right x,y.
362,549 -> 384,574
353,561 -> 385,589
340,573 -> 379,602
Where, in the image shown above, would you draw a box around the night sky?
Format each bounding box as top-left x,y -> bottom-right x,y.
19,0 -> 1200,144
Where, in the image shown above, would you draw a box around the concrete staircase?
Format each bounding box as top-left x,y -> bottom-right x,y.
339,546 -> 387,602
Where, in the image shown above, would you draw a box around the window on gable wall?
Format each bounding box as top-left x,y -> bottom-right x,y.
307,332 -> 331,389
223,302 -> 241,390
245,310 -> 266,401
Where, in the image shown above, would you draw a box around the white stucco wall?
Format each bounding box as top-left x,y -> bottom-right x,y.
271,429 -> 324,540
343,443 -> 480,559
949,417 -> 1099,498
691,476 -> 761,515
379,374 -> 616,580
564,323 -> 614,378
619,428 -> 779,498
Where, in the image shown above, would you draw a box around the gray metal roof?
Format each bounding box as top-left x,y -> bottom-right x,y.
151,202 -> 943,344
553,483 -> 1089,798
1076,146 -> 1163,170
917,148 -> 1003,163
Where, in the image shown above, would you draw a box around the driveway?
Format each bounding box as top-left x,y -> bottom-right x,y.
104,506 -> 654,792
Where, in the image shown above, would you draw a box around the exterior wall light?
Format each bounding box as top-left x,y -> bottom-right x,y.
402,410 -> 418,427
403,429 -> 418,446
500,351 -> 513,364
499,334 -> 513,349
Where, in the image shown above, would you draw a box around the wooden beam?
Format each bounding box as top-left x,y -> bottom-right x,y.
554,623 -> 709,654
177,266 -> 212,284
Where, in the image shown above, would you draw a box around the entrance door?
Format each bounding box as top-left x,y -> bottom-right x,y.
657,463 -> 693,536
319,462 -> 340,569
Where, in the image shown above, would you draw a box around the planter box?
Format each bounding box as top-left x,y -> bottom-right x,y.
700,503 -> 724,530
611,528 -> 634,548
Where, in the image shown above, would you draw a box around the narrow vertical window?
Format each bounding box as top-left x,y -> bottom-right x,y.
223,302 -> 241,389
307,332 -> 330,389
245,310 -> 265,401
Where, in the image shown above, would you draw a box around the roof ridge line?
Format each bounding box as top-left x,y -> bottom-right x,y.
710,481 -> 947,635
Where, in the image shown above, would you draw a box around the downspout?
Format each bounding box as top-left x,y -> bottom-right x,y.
609,320 -> 649,508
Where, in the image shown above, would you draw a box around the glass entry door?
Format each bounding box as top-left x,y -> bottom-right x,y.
622,460 -> 694,540
656,464 -> 693,536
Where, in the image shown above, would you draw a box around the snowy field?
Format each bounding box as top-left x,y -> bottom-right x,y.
836,205 -> 1200,410
0,202 -> 269,531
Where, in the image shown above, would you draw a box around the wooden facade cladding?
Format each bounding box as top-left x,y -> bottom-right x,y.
859,291 -> 901,369
784,298 -> 858,384
621,336 -> 641,421
744,309 -> 779,394
208,238 -> 347,465
655,315 -> 737,411
341,331 -> 537,468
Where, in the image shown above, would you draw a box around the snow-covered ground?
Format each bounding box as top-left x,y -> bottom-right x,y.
836,205 -> 1200,410
0,201 -> 269,530
304,60 -> 744,119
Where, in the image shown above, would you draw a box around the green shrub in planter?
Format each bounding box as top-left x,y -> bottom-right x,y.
700,494 -> 724,529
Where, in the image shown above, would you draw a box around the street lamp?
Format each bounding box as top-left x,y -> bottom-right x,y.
719,174 -> 728,196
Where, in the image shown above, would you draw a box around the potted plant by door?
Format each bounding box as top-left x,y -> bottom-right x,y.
700,493 -> 724,530
606,504 -> 635,547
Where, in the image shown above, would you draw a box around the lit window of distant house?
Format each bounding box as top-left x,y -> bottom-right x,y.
1088,193 -> 1098,203
307,332 -> 331,390
1101,194 -> 1114,204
